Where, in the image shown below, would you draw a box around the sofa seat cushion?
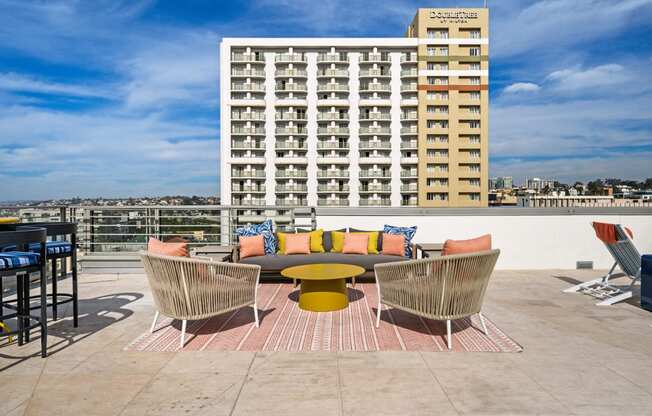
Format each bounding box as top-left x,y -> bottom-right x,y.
3,241 -> 73,256
239,253 -> 407,271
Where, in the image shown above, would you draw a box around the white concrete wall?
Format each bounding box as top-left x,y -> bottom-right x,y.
316,213 -> 652,269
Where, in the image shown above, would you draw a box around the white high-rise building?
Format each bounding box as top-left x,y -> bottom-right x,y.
220,8 -> 489,207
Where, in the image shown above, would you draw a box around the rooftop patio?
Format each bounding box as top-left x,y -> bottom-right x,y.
2,267 -> 651,415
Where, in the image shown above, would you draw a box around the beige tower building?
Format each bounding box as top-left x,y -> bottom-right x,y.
406,8 -> 489,207
220,8 -> 489,207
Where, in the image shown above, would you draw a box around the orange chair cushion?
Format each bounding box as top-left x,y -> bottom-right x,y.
239,234 -> 265,259
284,233 -> 311,255
442,234 -> 491,256
148,237 -> 189,257
381,233 -> 406,256
342,233 -> 369,255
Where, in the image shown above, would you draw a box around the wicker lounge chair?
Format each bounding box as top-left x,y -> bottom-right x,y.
564,222 -> 642,305
140,251 -> 261,348
374,249 -> 500,349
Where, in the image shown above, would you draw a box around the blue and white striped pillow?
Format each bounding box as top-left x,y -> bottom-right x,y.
383,224 -> 417,257
236,219 -> 277,255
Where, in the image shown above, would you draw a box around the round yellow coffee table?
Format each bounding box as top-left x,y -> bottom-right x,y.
0,217 -> 18,224
281,263 -> 365,312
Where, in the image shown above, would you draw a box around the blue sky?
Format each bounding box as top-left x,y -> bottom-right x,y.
1,0 -> 651,200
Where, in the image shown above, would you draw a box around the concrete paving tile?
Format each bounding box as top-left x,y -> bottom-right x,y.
120,372 -> 244,416
431,363 -> 570,415
516,362 -> 652,409
160,351 -> 255,375
337,351 -> 425,369
232,370 -> 340,416
25,373 -> 152,416
5,402 -> 27,416
606,356 -> 652,395
0,375 -> 40,416
248,351 -> 337,375
339,367 -> 458,415
69,350 -> 173,375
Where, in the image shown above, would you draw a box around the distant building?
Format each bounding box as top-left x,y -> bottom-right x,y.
526,177 -> 555,192
489,176 -> 513,190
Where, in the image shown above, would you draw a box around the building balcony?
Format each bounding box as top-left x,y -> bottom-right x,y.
359,69 -> 390,78
317,199 -> 350,206
231,68 -> 265,78
359,156 -> 392,165
400,98 -> 419,106
232,185 -> 266,193
231,141 -> 264,150
275,170 -> 308,178
317,69 -> 349,78
231,112 -> 265,121
400,170 -> 418,178
275,127 -> 308,135
359,185 -> 391,193
232,198 -> 266,206
275,141 -> 307,150
275,184 -> 308,193
400,84 -> 417,92
317,127 -> 349,135
317,170 -> 349,178
275,113 -> 307,121
400,112 -> 418,121
400,140 -> 418,149
231,83 -> 265,92
275,156 -> 308,165
359,141 -> 391,149
229,98 -> 266,107
317,113 -> 349,121
231,52 -> 264,63
401,157 -> 419,164
275,69 -> 308,78
317,185 -> 350,193
359,198 -> 391,206
275,83 -> 307,92
400,53 -> 417,63
316,83 -> 349,93
274,53 -> 307,63
400,184 -> 418,193
359,84 -> 391,93
276,199 -> 308,206
316,53 -> 349,64
359,170 -> 390,179
359,113 -> 391,121
230,156 -> 266,164
400,69 -> 418,78
231,170 -> 266,178
360,53 -> 390,63
401,127 -> 418,135
359,127 -> 390,135
317,141 -> 349,150
231,127 -> 265,136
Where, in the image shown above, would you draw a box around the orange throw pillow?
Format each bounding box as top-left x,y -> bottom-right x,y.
148,237 -> 189,257
285,233 -> 310,255
442,234 -> 492,256
382,233 -> 405,256
342,233 -> 369,255
239,234 -> 265,259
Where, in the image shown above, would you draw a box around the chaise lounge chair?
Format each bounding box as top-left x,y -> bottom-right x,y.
564,222 -> 642,306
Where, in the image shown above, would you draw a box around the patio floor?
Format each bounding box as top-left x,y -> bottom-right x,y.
1,269 -> 652,416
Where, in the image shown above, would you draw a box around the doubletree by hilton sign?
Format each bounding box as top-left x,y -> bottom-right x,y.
430,10 -> 479,23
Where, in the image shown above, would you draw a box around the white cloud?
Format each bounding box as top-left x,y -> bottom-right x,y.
0,72 -> 112,98
503,82 -> 541,94
545,64 -> 629,90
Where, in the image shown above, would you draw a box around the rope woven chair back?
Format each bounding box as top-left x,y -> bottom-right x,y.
374,249 -> 500,321
139,251 -> 260,321
604,225 -> 641,278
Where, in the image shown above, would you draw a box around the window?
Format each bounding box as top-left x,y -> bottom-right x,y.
469,121 -> 480,128
427,29 -> 448,39
469,77 -> 481,85
468,179 -> 481,186
427,193 -> 448,201
468,135 -> 480,144
469,91 -> 481,100
427,120 -> 448,129
469,62 -> 480,70
428,62 -> 448,70
438,47 -> 449,56
427,134 -> 448,143
469,47 -> 481,56
427,77 -> 448,85
427,149 -> 448,158
469,150 -> 481,158
427,47 -> 436,56
470,30 -> 481,39
427,178 -> 448,187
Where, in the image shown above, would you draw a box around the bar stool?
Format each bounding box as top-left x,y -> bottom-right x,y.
0,226 -> 48,357
1,222 -> 78,327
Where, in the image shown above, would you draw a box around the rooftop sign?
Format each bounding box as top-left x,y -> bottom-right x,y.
429,10 -> 479,23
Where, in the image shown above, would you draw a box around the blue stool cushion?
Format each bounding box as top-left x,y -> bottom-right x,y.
2,241 -> 73,256
0,251 -> 40,270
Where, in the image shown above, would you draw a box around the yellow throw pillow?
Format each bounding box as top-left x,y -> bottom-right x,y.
330,231 -> 346,253
351,231 -> 379,254
309,229 -> 325,253
276,232 -> 293,253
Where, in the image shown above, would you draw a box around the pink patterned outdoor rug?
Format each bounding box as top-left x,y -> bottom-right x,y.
126,283 -> 522,352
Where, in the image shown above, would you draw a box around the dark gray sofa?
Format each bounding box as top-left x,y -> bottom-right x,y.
232,243 -> 420,279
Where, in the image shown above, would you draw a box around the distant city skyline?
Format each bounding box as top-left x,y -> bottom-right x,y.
1,0 -> 651,200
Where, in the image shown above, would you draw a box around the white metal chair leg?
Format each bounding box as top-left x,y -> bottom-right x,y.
150,311 -> 159,333
376,301 -> 382,328
253,304 -> 259,327
564,262 -> 617,293
180,320 -> 187,349
596,291 -> 633,306
478,313 -> 488,335
446,320 -> 452,350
